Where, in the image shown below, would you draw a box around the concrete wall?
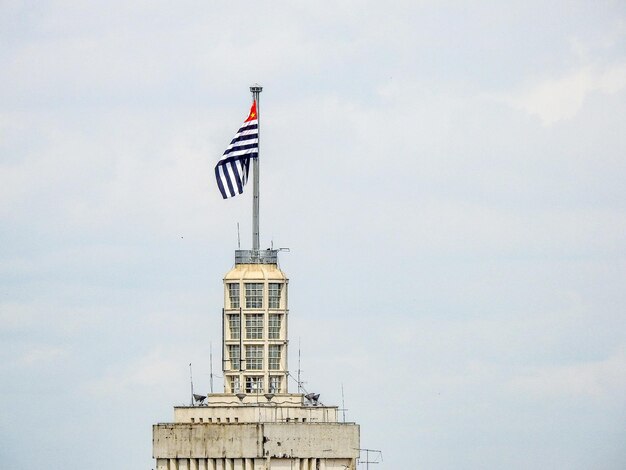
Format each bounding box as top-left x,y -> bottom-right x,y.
153,423 -> 359,460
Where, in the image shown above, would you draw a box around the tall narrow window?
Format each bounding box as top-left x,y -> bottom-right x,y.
245,376 -> 263,393
245,314 -> 263,339
228,345 -> 240,370
228,314 -> 240,340
268,283 -> 282,309
228,283 -> 240,309
245,282 -> 263,308
229,376 -> 240,393
268,314 -> 281,339
268,344 -> 281,370
246,345 -> 263,370
269,376 -> 282,393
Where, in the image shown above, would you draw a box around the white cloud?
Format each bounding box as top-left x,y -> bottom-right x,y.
491,62 -> 626,126
84,349 -> 185,398
509,349 -> 626,400
20,346 -> 68,366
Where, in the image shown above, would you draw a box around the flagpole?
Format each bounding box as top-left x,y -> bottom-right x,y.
250,84 -> 262,255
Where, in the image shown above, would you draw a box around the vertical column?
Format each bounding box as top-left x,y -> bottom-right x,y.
207,459 -> 216,470
179,458 -> 190,470
157,458 -> 169,470
215,458 -> 224,470
198,459 -> 208,470
169,458 -> 178,470
190,458 -> 199,470
233,458 -> 244,470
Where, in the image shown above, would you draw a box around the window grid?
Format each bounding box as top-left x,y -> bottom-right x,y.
228,314 -> 240,340
246,345 -> 263,370
268,314 -> 281,339
245,283 -> 263,308
229,376 -> 241,393
245,376 -> 264,393
228,283 -> 240,309
228,345 -> 240,370
268,283 -> 282,309
268,344 -> 281,370
269,376 -> 282,393
246,314 -> 263,339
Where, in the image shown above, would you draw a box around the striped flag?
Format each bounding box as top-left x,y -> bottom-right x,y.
215,101 -> 259,199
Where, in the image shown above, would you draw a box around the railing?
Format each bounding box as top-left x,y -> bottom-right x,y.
235,249 -> 278,264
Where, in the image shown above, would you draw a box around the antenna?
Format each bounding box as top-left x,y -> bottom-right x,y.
358,449 -> 383,470
236,223 -> 241,250
341,384 -> 346,423
297,337 -> 302,394
209,342 -> 214,394
189,363 -> 194,406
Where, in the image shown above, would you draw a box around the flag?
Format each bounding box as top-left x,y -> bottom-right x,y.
215,101 -> 259,199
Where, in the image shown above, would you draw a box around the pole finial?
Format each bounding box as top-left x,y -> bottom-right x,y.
250,83 -> 263,93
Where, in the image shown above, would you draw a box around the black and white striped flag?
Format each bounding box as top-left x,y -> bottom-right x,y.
215,101 -> 258,199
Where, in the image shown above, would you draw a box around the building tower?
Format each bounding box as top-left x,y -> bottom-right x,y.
152,88 -> 360,470
222,250 -> 288,396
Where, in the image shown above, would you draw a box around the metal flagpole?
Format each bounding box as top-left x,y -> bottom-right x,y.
250,84 -> 262,254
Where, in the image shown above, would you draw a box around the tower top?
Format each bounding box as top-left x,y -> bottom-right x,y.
250,84 -> 263,93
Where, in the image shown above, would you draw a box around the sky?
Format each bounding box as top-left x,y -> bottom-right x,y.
1,1 -> 625,469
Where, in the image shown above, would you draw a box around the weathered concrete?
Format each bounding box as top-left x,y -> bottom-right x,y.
153,423 -> 359,460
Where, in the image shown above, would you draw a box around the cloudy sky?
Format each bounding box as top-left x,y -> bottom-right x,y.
1,1 -> 626,468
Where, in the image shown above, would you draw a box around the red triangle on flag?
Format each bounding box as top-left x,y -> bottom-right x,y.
244,101 -> 257,122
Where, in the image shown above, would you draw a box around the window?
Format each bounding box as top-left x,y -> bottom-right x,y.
246,314 -> 263,339
269,314 -> 281,339
246,345 -> 263,370
245,283 -> 263,308
228,314 -> 240,340
229,376 -> 240,393
269,376 -> 282,393
228,345 -> 240,370
227,283 -> 240,309
268,283 -> 282,308
268,345 -> 281,370
245,376 -> 264,393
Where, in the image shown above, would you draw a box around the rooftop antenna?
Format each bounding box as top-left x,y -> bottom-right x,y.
237,223 -> 241,250
209,342 -> 214,394
358,449 -> 383,470
189,363 -> 194,406
341,383 -> 347,423
297,337 -> 302,394
250,84 -> 262,254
